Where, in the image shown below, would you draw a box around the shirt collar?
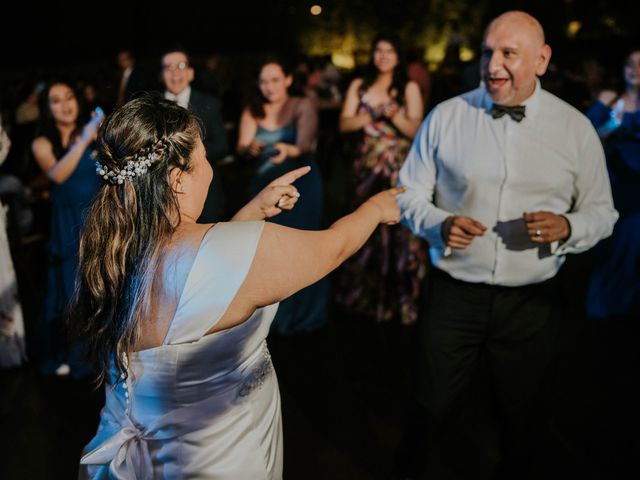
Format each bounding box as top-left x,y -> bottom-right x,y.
164,86 -> 191,109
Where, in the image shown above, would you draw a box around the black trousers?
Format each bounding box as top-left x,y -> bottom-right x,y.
416,268 -> 561,479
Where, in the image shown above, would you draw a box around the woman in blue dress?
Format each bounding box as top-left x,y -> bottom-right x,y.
585,49 -> 640,466
237,58 -> 328,335
32,81 -> 103,377
585,49 -> 640,320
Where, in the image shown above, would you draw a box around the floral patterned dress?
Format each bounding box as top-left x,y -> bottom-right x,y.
336,98 -> 428,325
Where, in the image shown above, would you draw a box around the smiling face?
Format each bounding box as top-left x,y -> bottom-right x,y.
480,12 -> 551,106
373,40 -> 399,74
162,51 -> 194,96
624,51 -> 640,89
258,63 -> 292,103
48,83 -> 79,127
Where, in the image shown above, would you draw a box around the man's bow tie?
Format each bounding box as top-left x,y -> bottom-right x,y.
490,104 -> 526,122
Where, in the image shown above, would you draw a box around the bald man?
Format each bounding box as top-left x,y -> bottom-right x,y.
396,11 -> 617,479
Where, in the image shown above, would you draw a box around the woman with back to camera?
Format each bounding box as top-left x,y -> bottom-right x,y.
237,56 -> 328,336
31,80 -> 103,377
72,93 -> 402,479
337,32 -> 427,325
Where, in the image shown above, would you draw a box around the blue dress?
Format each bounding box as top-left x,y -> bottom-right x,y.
38,144 -> 100,376
586,101 -> 640,318
250,123 -> 328,335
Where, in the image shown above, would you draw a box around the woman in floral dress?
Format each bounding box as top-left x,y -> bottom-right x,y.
337,33 -> 427,325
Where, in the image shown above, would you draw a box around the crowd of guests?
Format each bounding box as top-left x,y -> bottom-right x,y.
0,14 -> 638,478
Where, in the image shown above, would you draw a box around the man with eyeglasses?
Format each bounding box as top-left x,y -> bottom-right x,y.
161,45 -> 228,222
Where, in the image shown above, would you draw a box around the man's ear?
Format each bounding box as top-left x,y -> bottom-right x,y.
169,167 -> 184,194
536,44 -> 552,76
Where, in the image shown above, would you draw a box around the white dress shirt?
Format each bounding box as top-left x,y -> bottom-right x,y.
398,81 -> 618,286
165,86 -> 191,109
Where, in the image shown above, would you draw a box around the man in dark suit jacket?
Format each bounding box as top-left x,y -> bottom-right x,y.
116,49 -> 148,107
161,46 -> 228,222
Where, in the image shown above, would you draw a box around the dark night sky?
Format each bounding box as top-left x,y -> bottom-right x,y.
1,1 -> 304,67
2,0 -> 639,69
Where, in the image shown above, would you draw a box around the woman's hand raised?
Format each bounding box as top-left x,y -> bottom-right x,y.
79,108 -> 105,146
231,166 -> 311,221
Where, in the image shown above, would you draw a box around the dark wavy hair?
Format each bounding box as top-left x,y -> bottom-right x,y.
68,93 -> 202,384
248,55 -> 304,119
36,80 -> 89,157
359,33 -> 409,106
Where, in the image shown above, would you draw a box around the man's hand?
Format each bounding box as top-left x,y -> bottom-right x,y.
442,215 -> 487,249
523,211 -> 571,244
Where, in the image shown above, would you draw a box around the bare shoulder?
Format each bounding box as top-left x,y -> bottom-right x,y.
170,222 -> 216,252
254,222 -> 309,254
294,96 -> 316,114
32,136 -> 52,153
597,90 -> 618,106
404,81 -> 422,103
240,107 -> 256,121
405,80 -> 421,94
349,77 -> 364,91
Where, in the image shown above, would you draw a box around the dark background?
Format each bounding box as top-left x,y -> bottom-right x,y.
1,1 -> 639,479
1,0 -> 639,67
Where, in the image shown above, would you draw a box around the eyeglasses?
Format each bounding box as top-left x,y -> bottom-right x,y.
163,61 -> 188,72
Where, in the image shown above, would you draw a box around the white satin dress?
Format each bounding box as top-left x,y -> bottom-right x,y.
79,221 -> 283,479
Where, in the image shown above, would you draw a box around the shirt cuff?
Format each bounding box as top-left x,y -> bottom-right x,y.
553,213 -> 584,255
423,207 -> 453,250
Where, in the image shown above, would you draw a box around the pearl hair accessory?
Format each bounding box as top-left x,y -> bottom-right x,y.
96,151 -> 160,185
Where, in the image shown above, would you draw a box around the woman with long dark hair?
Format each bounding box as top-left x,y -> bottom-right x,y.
337,33 -> 427,325
31,80 -> 103,377
72,94 -> 402,478
237,57 -> 327,335
586,48 -> 640,319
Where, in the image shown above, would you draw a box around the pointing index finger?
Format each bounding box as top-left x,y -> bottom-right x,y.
271,166 -> 311,186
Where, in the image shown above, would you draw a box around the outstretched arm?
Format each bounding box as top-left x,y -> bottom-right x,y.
212,187 -> 404,333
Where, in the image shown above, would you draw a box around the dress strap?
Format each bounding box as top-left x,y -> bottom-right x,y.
163,221 -> 265,344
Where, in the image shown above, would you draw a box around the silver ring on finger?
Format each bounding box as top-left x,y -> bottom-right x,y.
535,229 -> 542,236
